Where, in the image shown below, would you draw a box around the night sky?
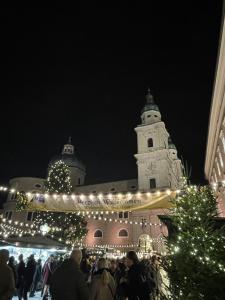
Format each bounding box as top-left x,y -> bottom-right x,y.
0,2 -> 223,193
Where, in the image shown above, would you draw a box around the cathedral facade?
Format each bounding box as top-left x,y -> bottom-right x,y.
2,90 -> 183,253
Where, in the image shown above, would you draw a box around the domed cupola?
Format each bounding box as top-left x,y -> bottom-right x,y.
141,89 -> 161,125
50,137 -> 86,189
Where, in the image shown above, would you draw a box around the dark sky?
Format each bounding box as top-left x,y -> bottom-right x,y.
0,2 -> 223,189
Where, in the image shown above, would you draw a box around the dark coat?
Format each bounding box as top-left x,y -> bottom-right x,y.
50,258 -> 89,300
24,258 -> 36,288
127,263 -> 150,300
8,262 -> 17,286
0,262 -> 16,300
16,261 -> 25,288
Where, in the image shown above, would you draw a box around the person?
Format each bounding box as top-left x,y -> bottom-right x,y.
8,256 -> 18,289
42,255 -> 57,299
126,251 -> 153,300
16,254 -> 26,300
23,254 -> 36,300
0,249 -> 16,300
89,258 -> 116,300
80,255 -> 91,281
109,259 -> 117,277
114,261 -> 128,300
50,249 -> 89,300
30,258 -> 42,297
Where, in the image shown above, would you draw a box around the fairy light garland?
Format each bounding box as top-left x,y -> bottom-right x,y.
0,185 -> 179,200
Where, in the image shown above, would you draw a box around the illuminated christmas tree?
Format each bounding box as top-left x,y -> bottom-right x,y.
34,160 -> 87,246
45,160 -> 72,194
163,184 -> 225,300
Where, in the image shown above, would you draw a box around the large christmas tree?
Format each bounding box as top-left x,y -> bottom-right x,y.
45,160 -> 72,194
34,160 -> 87,246
163,184 -> 225,300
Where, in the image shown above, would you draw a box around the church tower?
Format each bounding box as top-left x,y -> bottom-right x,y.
134,89 -> 183,191
61,137 -> 86,189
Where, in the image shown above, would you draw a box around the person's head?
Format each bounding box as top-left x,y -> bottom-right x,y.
29,254 -> 35,261
18,254 -> 23,262
49,254 -> 54,262
126,251 -> 139,268
9,256 -> 15,265
151,255 -> 157,264
97,257 -> 108,270
37,259 -> 42,265
0,249 -> 9,264
110,259 -> 117,271
70,249 -> 82,265
98,258 -> 110,285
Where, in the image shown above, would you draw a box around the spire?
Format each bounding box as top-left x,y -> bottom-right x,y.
168,136 -> 176,150
68,136 -> 72,144
145,88 -> 154,104
141,88 -> 160,114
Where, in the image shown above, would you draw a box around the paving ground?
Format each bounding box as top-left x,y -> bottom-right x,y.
13,292 -> 42,299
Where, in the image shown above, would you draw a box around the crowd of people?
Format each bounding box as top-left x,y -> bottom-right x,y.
0,248 -> 164,300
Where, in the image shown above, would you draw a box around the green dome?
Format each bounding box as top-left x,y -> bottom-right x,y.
141,89 -> 160,114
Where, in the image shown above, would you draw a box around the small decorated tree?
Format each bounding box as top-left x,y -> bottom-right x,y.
163,184 -> 225,300
34,160 -> 87,246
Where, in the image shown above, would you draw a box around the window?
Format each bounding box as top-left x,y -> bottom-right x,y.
216,158 -> 221,176
150,178 -> 156,189
110,188 -> 115,192
218,151 -> 224,168
78,178 -> 81,185
124,212 -> 129,219
27,212 -> 33,221
147,115 -> 151,118
118,229 -> 128,237
7,211 -> 13,220
11,193 -> 16,201
34,184 -> 42,189
221,133 -> 225,152
118,212 -> 123,219
94,229 -> 103,238
154,115 -> 158,118
131,186 -> 136,189
118,211 -> 129,219
148,138 -> 153,148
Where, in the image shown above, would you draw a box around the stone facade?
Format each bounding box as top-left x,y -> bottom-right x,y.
205,10 -> 225,217
2,90 -> 182,253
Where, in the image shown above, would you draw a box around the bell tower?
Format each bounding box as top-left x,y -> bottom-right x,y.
134,89 -> 183,191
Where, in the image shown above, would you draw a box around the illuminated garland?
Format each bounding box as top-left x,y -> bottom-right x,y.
0,185 -> 180,199
0,222 -> 164,245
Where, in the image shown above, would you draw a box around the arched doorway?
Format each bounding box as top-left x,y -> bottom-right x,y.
138,234 -> 153,252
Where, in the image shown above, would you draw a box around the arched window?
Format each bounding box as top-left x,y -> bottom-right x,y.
94,229 -> 103,238
118,229 -> 128,237
148,138 -> 153,148
34,184 -> 42,189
